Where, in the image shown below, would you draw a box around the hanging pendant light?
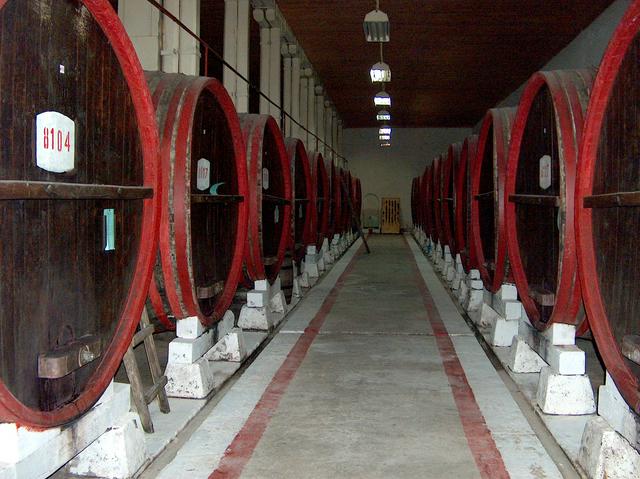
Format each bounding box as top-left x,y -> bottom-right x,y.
374,90 -> 391,107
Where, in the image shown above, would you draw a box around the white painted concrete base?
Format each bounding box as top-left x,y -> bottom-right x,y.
205,328 -> 247,362
598,372 -> 640,450
508,336 -> 547,373
478,285 -> 522,347
0,382 -> 131,479
536,366 -> 596,415
238,277 -> 287,331
68,412 -> 147,479
578,416 -> 640,479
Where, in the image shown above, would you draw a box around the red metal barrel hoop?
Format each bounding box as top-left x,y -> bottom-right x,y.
506,70 -> 593,332
239,114 -> 292,284
457,135 -> 479,272
147,73 -> 249,327
431,157 -> 443,245
576,0 -> 640,414
0,0 -> 160,427
442,143 -> 462,255
285,138 -> 315,264
310,151 -> 329,249
470,108 -> 516,293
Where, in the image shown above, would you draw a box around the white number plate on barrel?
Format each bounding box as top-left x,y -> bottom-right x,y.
262,168 -> 269,190
197,158 -> 211,191
36,111 -> 75,173
539,155 -> 551,190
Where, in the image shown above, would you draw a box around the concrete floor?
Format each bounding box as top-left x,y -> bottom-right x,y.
144,235 -> 572,479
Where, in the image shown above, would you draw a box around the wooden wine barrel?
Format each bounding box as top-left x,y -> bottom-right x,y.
431,156 -> 443,245
146,73 -> 249,328
442,143 -> 461,254
411,177 -> 420,229
422,165 -> 433,240
506,70 -> 593,332
0,0 -> 160,427
310,151 -> 329,249
327,159 -> 342,239
576,1 -> 640,414
239,114 -> 292,284
285,138 -> 315,264
341,169 -> 352,233
470,107 -> 516,293
456,135 -> 478,272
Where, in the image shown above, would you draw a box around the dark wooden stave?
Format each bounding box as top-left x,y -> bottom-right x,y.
443,143 -> 462,255
457,135 -> 478,272
576,1 -> 640,414
470,107 -> 516,293
239,114 -> 292,284
506,70 -> 593,332
310,151 -> 329,249
285,138 -> 315,265
146,72 -> 248,328
0,0 -> 161,427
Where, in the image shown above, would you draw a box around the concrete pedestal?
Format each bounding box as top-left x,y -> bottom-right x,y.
578,416 -> 640,478
238,277 -> 287,331
598,372 -> 640,450
0,383 -> 139,479
462,269 -> 483,311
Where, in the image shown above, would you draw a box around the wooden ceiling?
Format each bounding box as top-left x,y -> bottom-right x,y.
277,1 -> 614,127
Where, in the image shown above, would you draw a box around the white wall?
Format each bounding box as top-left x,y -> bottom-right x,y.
343,127 -> 471,229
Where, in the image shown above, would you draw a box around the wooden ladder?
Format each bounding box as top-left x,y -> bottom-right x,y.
122,307 -> 171,433
340,176 -> 371,254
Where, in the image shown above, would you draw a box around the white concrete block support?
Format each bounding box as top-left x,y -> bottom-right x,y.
462,269 -> 483,311
0,383 -> 134,479
165,311 -> 247,398
536,366 -> 596,415
598,372 -> 640,450
238,277 -> 287,331
451,255 -> 466,291
508,336 -> 547,373
68,412 -> 147,479
479,285 -> 522,347
578,416 -> 640,479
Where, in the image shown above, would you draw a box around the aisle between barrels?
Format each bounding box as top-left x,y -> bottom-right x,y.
145,235 -> 570,479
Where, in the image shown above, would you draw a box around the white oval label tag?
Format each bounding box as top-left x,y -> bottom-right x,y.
262,168 -> 269,190
539,155 -> 551,190
36,111 -> 75,173
197,158 -> 211,191
274,205 -> 279,224
299,203 -> 303,218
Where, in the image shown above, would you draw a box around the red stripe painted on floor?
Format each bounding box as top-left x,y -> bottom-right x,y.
209,244 -> 365,479
403,236 -> 510,479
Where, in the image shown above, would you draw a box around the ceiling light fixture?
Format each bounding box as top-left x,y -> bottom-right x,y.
363,1 -> 390,42
376,110 -> 391,121
379,134 -> 391,141
379,126 -> 392,135
380,141 -> 391,148
370,61 -> 391,82
374,90 -> 391,107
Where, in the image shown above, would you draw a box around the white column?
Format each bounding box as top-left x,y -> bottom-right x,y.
325,101 -> 333,161
269,26 -> 282,123
161,0 -> 180,73
299,73 -> 309,149
235,0 -> 250,113
282,48 -> 292,136
178,0 -> 200,75
307,76 -> 316,150
291,56 -> 301,139
118,0 -> 161,71
223,0 -> 238,104
315,87 -> 325,156
253,9 -> 272,115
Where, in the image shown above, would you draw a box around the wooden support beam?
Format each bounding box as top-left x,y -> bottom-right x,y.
509,194 -> 560,207
583,191 -> 640,208
0,181 -> 152,200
